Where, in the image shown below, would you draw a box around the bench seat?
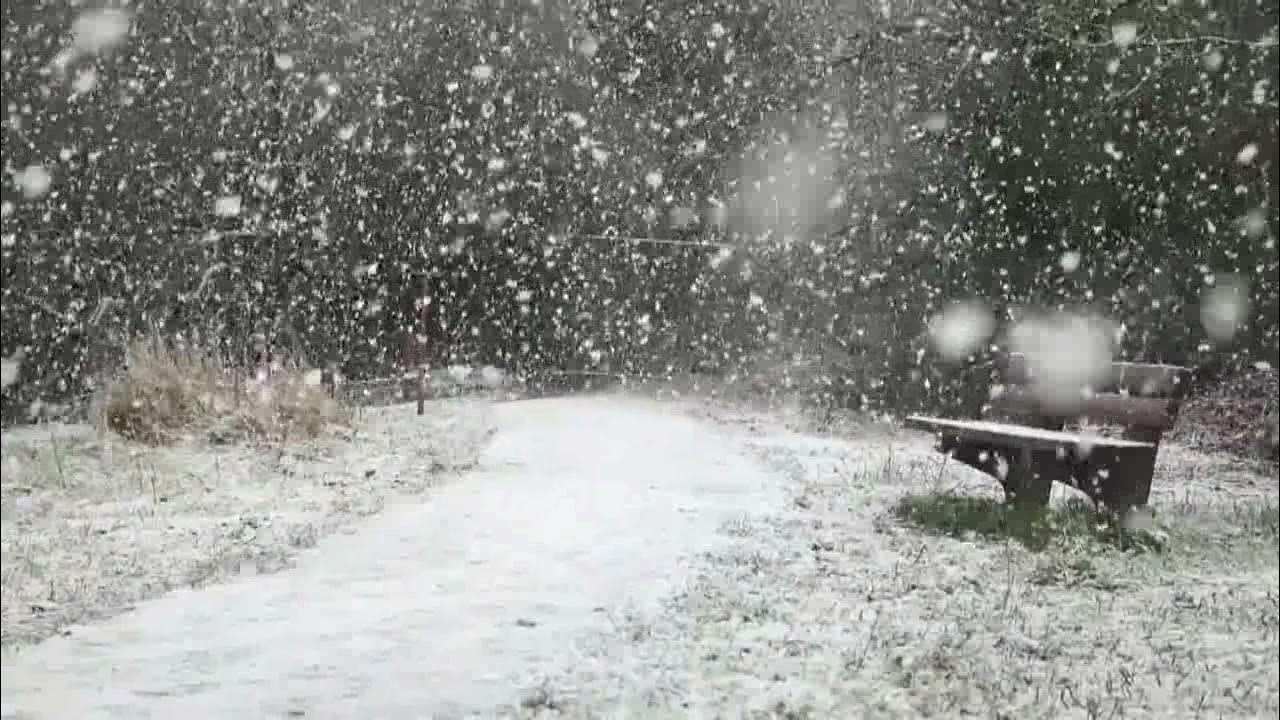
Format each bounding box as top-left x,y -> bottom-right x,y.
903,416 -> 1155,452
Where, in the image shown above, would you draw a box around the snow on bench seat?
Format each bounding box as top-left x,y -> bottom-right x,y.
903,415 -> 1155,452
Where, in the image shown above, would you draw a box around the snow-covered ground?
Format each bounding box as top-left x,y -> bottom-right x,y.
1,398 -> 497,648
520,402 -> 1279,718
2,394 -> 1277,719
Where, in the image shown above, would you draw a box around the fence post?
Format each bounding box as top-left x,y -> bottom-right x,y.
416,364 -> 426,415
321,368 -> 335,399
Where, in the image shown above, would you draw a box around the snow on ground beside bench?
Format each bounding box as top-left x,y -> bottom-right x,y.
509,402 -> 1278,719
2,395 -> 1273,719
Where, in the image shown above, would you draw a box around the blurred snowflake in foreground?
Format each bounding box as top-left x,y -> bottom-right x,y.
928,301 -> 995,362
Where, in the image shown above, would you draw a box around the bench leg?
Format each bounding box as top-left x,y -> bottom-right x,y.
942,437 -> 1002,476
1072,446 -> 1156,514
1004,448 -> 1054,509
1100,447 -> 1156,514
944,439 -> 1059,509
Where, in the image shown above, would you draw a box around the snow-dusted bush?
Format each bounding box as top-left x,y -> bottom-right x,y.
92,337 -> 348,444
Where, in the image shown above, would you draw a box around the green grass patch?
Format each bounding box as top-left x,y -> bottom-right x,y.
891,493 -> 1165,552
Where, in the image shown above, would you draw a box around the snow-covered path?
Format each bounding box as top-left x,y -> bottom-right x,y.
1,396 -> 783,720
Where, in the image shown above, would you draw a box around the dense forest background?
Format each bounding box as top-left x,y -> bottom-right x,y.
2,0 -> 1277,424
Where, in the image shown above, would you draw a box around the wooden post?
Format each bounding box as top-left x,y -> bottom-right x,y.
416,365 -> 426,416
321,369 -> 334,398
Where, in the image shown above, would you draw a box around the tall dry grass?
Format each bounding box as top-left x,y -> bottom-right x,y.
91,337 -> 349,444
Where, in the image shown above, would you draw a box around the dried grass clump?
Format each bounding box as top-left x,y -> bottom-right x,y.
92,337 -> 349,445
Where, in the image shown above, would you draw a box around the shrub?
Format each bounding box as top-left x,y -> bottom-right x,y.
91,337 -> 348,444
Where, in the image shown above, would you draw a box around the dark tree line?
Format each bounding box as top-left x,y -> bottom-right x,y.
2,0 -> 1277,424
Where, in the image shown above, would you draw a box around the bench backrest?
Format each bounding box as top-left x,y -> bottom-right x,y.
989,353 -> 1194,436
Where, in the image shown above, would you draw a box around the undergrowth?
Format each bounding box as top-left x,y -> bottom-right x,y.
90,336 -> 349,445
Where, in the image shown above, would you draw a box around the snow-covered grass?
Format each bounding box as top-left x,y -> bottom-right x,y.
2,386 -> 1274,717
0,399 -> 495,649
894,491 -> 1277,554
509,399 -> 1279,719
893,494 -> 1162,552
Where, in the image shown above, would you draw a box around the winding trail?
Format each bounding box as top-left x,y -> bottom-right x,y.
1,396 -> 783,720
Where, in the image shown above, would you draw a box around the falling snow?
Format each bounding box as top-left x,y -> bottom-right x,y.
70,8 -> 133,56
928,301 -> 995,362
1111,22 -> 1140,48
0,1 -> 1276,713
1201,274 -> 1252,343
14,165 -> 52,199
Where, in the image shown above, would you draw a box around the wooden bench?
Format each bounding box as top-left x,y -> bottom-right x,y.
904,354 -> 1194,513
